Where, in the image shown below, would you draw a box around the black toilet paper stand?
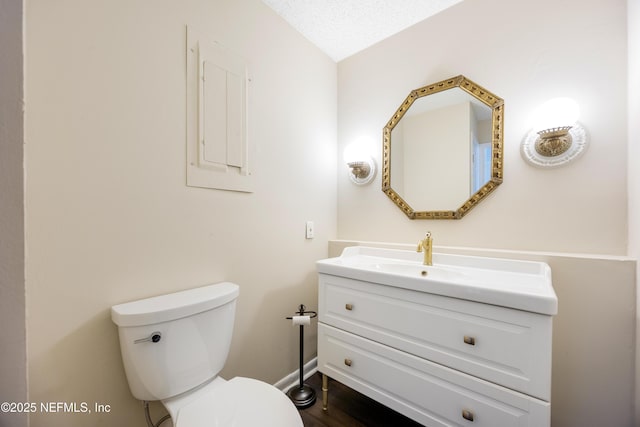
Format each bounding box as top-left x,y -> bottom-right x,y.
285,304 -> 317,409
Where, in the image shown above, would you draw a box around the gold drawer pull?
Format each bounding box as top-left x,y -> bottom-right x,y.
344,358 -> 352,367
463,336 -> 476,346
462,409 -> 474,422
345,303 -> 353,311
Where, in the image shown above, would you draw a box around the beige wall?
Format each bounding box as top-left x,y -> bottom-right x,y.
629,0 -> 640,422
24,0 -> 336,425
329,240 -> 636,427
337,0 -> 628,255
0,1 -> 27,427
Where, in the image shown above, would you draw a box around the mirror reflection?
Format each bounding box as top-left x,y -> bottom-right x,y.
390,89 -> 492,210
382,75 -> 504,219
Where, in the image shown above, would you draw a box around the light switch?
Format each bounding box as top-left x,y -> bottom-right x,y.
305,221 -> 314,239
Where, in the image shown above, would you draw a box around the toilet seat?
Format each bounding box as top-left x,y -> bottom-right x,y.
167,377 -> 303,427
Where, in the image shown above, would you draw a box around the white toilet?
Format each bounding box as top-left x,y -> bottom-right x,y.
111,282 -> 304,427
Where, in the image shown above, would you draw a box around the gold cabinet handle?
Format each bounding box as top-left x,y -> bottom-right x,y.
462,409 -> 474,422
344,358 -> 352,367
463,336 -> 476,346
345,303 -> 353,311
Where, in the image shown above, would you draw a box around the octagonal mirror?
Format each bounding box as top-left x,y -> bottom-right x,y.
382,75 -> 504,219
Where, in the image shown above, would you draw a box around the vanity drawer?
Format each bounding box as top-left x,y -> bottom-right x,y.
318,323 -> 550,427
318,274 -> 552,400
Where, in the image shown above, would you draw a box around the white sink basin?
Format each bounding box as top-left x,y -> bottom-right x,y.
372,262 -> 468,281
317,246 -> 557,315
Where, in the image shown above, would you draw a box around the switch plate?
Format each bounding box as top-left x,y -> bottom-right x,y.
305,221 -> 314,239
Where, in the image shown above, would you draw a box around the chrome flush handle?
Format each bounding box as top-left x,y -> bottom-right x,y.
134,331 -> 162,344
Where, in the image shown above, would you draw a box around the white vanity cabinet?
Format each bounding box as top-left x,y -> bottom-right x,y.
317,247 -> 556,427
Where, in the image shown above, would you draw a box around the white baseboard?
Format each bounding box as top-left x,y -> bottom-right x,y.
274,357 -> 318,393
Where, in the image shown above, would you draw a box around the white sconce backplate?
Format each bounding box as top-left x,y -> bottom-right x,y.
520,123 -> 588,168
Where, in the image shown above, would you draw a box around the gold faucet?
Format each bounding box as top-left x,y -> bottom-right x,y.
417,232 -> 433,266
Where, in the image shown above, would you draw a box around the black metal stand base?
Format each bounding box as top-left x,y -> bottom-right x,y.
287,384 -> 317,409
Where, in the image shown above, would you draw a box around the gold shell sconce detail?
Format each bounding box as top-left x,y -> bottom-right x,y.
382,75 -> 504,220
520,98 -> 589,168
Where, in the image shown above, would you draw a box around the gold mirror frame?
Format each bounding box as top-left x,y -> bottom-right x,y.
382,75 -> 504,219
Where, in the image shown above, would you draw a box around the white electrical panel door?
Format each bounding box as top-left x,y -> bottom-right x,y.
186,27 -> 253,192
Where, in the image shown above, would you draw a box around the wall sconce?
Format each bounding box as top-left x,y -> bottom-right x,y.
521,97 -> 589,168
344,142 -> 376,185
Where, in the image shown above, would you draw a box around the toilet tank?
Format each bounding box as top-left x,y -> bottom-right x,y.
111,282 -> 239,401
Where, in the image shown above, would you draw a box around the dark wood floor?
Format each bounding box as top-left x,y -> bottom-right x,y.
297,373 -> 423,427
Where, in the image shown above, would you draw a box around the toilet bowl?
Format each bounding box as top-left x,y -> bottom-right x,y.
163,377 -> 303,427
111,282 -> 303,427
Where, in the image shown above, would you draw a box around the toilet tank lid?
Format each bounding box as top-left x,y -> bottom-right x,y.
111,282 -> 239,327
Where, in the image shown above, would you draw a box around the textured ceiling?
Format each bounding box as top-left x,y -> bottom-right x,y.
262,0 -> 463,62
